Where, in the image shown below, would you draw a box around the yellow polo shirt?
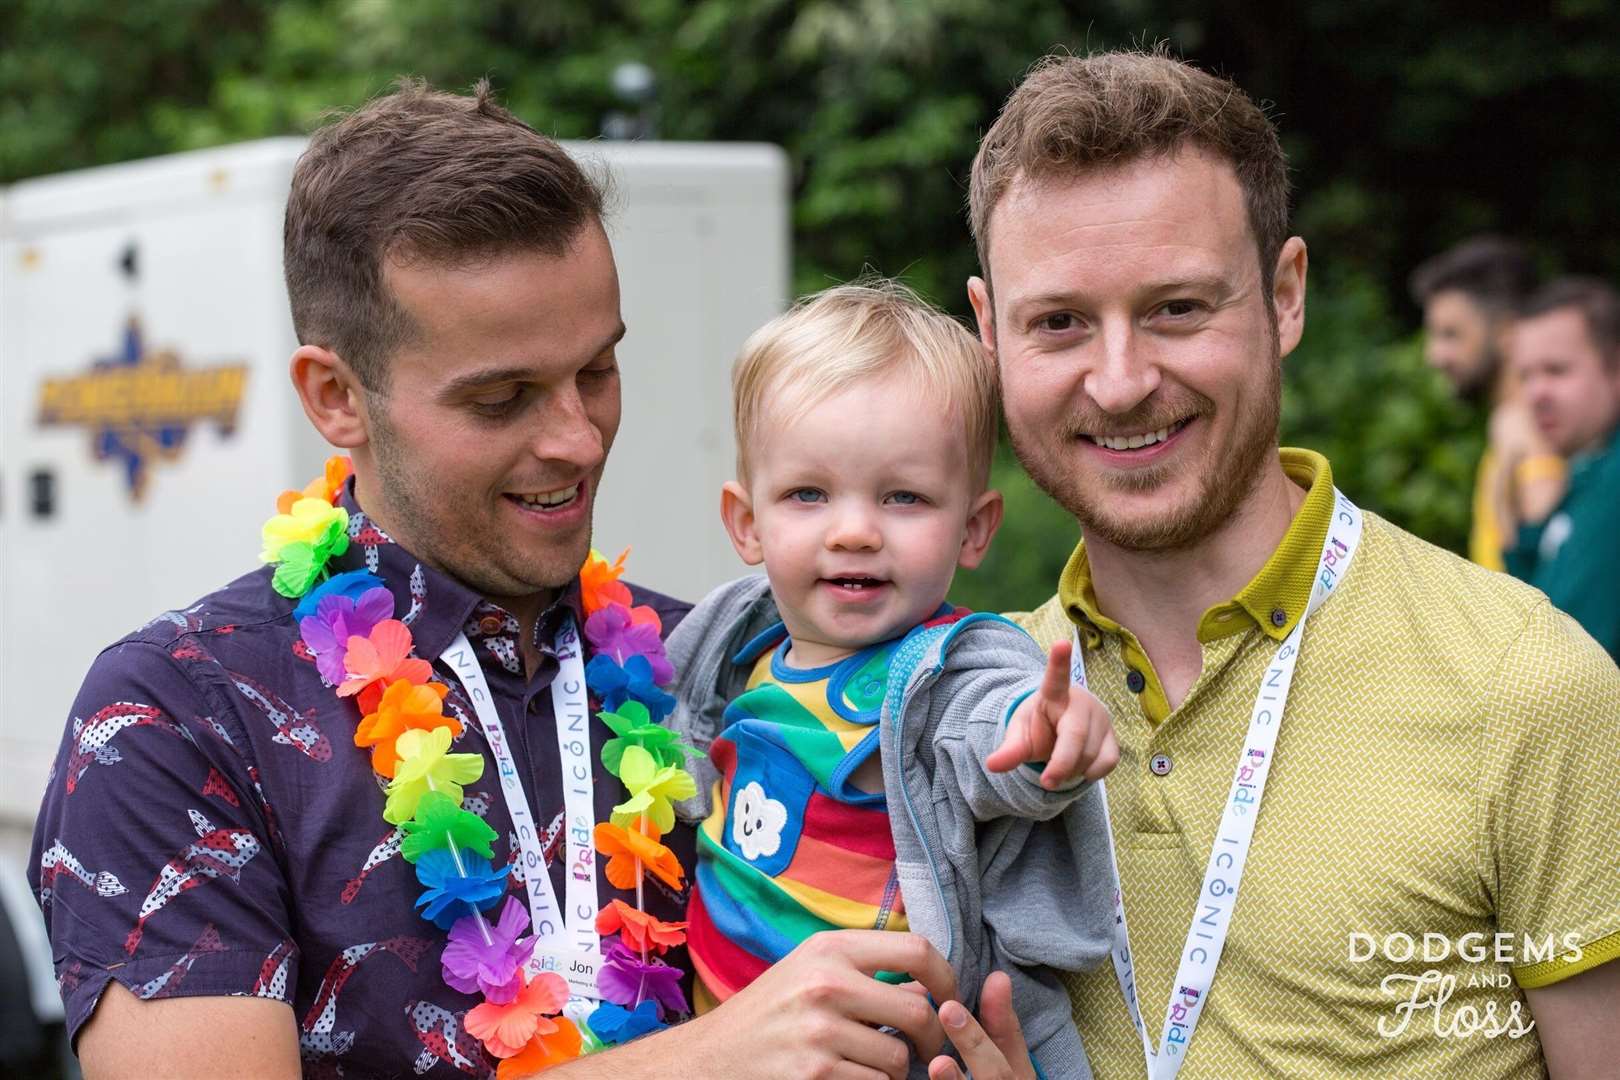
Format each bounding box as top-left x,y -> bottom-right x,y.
1469,447 -> 1507,572
1013,449 -> 1620,1079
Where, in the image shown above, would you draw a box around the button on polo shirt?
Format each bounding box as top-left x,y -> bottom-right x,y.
1011,448 -> 1620,1079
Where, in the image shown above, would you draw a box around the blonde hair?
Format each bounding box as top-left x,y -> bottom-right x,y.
733,277 -> 997,490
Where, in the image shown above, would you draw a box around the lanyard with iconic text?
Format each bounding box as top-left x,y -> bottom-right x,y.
1073,488 -> 1362,1079
441,615 -> 602,1004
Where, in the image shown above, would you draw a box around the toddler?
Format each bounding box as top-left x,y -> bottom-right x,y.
667,280 -> 1118,1077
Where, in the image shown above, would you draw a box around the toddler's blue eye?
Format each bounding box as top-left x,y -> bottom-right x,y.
888,491 -> 921,505
789,488 -> 825,503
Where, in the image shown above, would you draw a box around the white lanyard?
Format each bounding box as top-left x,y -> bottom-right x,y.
1076,489 -> 1362,1079
441,615 -> 601,1003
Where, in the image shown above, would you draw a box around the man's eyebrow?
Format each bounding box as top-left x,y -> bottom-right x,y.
438,323 -> 627,397
1006,277 -> 1230,316
440,366 -> 537,396
1007,290 -> 1083,315
1143,275 -> 1230,296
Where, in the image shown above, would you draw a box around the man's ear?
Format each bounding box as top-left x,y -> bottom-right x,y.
720,481 -> 764,566
967,276 -> 996,357
1271,237 -> 1309,359
957,488 -> 1005,571
290,345 -> 369,449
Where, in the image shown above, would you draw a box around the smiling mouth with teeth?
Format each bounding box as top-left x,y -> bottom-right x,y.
826,576 -> 886,590
1087,418 -> 1189,451
507,483 -> 581,510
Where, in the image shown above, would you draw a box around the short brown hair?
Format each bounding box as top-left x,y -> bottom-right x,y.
733,278 -> 998,492
1521,276 -> 1620,370
284,78 -> 605,391
1408,236 -> 1537,311
969,50 -> 1290,293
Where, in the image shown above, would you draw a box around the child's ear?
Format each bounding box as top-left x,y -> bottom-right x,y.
957,488 -> 1004,570
720,481 -> 765,565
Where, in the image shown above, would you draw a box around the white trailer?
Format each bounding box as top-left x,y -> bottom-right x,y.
0,137 -> 789,856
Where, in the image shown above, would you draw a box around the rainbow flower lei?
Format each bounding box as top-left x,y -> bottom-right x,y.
262,457 -> 695,1075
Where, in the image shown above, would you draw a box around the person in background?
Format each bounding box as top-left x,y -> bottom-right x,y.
1502,276 -> 1620,663
1409,236 -> 1560,571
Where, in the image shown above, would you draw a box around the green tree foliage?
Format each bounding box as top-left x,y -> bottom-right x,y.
6,1 -> 1616,610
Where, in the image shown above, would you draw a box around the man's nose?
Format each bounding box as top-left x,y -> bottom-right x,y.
1082,319 -> 1161,415
529,386 -> 605,469
825,503 -> 882,551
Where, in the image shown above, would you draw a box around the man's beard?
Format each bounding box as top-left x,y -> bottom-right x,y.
1010,359 -> 1282,553
1453,362 -> 1496,406
365,397 -> 588,600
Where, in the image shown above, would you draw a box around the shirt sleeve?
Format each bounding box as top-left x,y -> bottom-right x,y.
927,622 -> 1115,993
28,639 -> 298,1042
932,620 -> 1091,824
1503,521 -> 1543,581
1479,599 -> 1620,989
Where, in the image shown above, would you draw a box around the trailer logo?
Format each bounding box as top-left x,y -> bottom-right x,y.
37,318 -> 249,500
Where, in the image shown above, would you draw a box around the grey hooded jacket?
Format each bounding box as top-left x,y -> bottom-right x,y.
667,575 -> 1114,1078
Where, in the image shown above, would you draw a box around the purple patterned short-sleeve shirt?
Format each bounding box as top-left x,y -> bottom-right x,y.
29,490 -> 692,1077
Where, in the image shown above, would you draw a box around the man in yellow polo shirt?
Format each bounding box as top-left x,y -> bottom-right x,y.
961,50 -> 1620,1079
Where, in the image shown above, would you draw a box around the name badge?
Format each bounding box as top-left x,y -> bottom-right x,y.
530,945 -> 602,1000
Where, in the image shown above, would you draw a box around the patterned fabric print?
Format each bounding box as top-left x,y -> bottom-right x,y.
29,481 -> 693,1077
465,601 -> 524,676
1013,451 -> 1620,1080
688,637 -> 914,1004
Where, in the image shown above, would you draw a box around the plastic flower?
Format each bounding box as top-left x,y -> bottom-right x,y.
299,586 -> 394,686
579,549 -> 631,616
277,455 -> 352,513
586,653 -> 676,722
413,847 -> 510,931
442,896 -> 536,1002
586,1000 -> 664,1046
355,679 -> 457,778
466,970 -> 570,1058
384,727 -> 484,824
338,619 -> 433,703
597,941 -> 688,1018
609,746 -> 696,834
262,498 -> 350,598
584,604 -> 673,683
262,496 -> 349,561
595,899 -> 685,955
293,569 -> 386,621
599,701 -> 690,773
495,1016 -> 583,1078
593,822 -> 684,891
400,789 -> 496,863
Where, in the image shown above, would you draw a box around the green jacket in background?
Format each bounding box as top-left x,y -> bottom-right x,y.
1506,425 -> 1620,663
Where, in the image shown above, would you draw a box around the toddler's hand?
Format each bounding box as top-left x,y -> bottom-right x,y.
984,641 -> 1119,788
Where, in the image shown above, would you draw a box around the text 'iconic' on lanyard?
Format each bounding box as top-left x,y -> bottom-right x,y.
442,615 -> 602,1005
1073,488 -> 1362,1080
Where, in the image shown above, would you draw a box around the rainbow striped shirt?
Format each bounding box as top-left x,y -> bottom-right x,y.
688,618 -> 966,1007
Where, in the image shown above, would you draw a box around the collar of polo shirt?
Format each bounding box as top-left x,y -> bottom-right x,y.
1058,449 -> 1337,720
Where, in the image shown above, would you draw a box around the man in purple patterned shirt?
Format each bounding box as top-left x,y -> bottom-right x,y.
31,80 -> 1026,1079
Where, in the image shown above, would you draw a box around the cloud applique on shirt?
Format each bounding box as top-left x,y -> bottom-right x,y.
731,780 -> 788,861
